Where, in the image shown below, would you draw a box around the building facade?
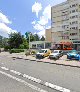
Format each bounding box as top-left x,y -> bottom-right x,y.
30,41 -> 51,49
51,0 -> 80,42
45,28 -> 52,42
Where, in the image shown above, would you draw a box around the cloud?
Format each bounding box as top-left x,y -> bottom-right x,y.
43,5 -> 51,20
0,23 -> 17,37
31,20 -> 36,25
0,12 -> 17,37
38,16 -> 48,25
37,30 -> 45,37
33,23 -> 45,37
0,12 -> 11,24
32,2 -> 42,17
32,3 -> 51,37
33,23 -> 45,31
46,26 -> 51,29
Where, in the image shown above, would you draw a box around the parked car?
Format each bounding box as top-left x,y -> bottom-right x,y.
49,50 -> 63,60
36,49 -> 51,59
67,50 -> 80,60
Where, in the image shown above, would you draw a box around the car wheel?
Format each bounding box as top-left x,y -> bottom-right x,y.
55,56 -> 59,60
67,55 -> 69,59
36,56 -> 38,59
77,57 -> 80,61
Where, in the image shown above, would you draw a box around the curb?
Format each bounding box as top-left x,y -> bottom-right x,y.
12,56 -> 80,68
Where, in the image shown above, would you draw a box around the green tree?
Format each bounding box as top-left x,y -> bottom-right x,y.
25,32 -> 35,42
40,36 -> 45,41
2,38 -> 8,46
34,34 -> 40,41
8,32 -> 23,49
22,36 -> 29,49
0,35 -> 3,47
0,36 -> 8,48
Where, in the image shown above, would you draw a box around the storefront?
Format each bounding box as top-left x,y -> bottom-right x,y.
30,41 -> 51,49
51,40 -> 73,50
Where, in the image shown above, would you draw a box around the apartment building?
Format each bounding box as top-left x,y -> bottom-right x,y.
51,0 -> 80,43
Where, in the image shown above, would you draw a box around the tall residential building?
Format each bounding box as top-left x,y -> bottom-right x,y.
51,0 -> 80,42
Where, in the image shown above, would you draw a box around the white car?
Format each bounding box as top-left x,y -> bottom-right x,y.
49,50 -> 63,60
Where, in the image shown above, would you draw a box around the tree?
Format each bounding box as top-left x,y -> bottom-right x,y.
40,36 -> 45,41
2,38 -> 8,47
25,32 -> 35,42
21,36 -> 29,49
34,34 -> 40,41
0,36 -> 8,48
8,32 -> 23,49
0,35 -> 3,47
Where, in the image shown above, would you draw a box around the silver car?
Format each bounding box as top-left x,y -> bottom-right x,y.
49,50 -> 63,60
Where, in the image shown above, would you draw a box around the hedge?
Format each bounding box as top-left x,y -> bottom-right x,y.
9,49 -> 24,53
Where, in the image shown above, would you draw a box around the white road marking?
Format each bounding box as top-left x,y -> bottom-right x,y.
0,70 -> 48,92
45,82 -> 70,92
0,66 -> 71,92
1,67 -> 9,71
10,70 -> 21,75
23,74 -> 41,83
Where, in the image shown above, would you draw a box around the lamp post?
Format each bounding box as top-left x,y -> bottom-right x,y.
29,33 -> 30,50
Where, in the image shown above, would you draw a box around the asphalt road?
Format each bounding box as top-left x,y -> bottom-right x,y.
0,54 -> 80,92
0,71 -> 40,92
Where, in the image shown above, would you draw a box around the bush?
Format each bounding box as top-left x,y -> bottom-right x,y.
9,49 -> 24,53
4,45 -> 11,51
25,51 -> 31,56
19,44 -> 24,49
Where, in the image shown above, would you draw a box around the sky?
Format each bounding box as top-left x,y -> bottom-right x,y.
0,0 -> 66,37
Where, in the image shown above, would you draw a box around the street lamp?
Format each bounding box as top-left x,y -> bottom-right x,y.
29,33 -> 30,50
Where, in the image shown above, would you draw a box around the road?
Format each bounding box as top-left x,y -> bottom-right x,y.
0,54 -> 80,92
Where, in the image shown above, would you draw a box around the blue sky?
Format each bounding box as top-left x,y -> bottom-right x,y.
0,0 -> 66,37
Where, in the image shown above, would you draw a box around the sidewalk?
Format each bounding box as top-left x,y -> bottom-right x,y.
8,52 -> 80,68
0,52 -> 80,68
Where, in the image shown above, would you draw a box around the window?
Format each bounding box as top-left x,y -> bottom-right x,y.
72,16 -> 75,18
72,4 -> 76,7
70,4 -> 78,8
70,33 -> 77,36
72,27 -> 75,29
72,10 -> 75,13
70,27 -> 78,30
32,44 -> 36,48
70,21 -> 78,25
62,25 -> 69,29
70,15 -> 78,19
71,9 -> 78,13
75,27 -> 77,29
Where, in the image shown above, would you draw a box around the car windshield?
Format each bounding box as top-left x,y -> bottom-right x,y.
39,50 -> 46,53
69,50 -> 78,54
